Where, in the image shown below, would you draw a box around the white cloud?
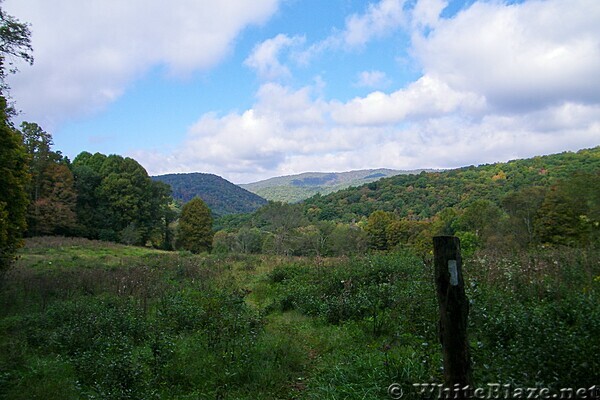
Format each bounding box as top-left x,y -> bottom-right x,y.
342,0 -> 408,48
332,75 -> 485,125
244,34 -> 305,81
135,80 -> 598,183
355,70 -> 390,88
4,0 -> 280,126
7,0 -> 599,183
411,0 -> 448,30
112,0 -> 600,183
296,0 -> 409,64
412,0 -> 600,111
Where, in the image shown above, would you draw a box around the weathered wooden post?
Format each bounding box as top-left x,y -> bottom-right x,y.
433,236 -> 472,395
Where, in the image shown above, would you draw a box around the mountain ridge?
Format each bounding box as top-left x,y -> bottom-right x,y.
153,173 -> 267,216
240,168 -> 434,203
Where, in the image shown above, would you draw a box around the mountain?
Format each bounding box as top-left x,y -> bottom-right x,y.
240,168 -> 431,203
153,173 -> 267,216
303,147 -> 600,221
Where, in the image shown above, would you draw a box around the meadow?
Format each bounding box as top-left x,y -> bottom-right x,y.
0,237 -> 598,399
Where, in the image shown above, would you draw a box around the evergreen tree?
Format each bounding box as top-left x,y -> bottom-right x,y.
176,197 -> 213,253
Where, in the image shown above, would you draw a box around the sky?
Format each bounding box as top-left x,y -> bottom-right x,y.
4,0 -> 600,184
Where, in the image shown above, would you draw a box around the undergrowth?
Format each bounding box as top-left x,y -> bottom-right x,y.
0,237 -> 597,399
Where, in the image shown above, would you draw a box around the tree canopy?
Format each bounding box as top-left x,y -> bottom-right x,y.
176,197 -> 213,253
72,151 -> 172,246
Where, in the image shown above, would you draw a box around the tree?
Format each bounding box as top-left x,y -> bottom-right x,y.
0,3 -> 32,271
0,1 -> 33,96
0,96 -> 28,272
176,197 -> 213,253
329,223 -> 368,256
535,173 -> 600,247
365,210 -> 393,250
20,122 -> 77,236
27,162 -> 77,235
72,152 -> 172,245
502,186 -> 546,246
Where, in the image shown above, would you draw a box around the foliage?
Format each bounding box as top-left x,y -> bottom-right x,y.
304,147 -> 600,222
0,3 -> 32,273
153,173 -> 267,216
535,172 -> 600,246
176,197 -> 213,253
0,1 -> 33,92
0,97 -> 28,272
0,238 -> 598,399
72,152 -> 172,246
21,122 -> 77,236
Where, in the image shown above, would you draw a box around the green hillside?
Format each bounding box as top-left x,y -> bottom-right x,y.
240,168 -> 429,203
153,173 -> 267,216
303,147 -> 600,221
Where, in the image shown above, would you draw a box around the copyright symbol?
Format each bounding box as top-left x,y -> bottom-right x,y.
388,383 -> 404,399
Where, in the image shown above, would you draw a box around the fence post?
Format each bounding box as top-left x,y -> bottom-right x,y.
433,236 -> 472,394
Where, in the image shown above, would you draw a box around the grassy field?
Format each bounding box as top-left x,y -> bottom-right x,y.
0,237 -> 598,399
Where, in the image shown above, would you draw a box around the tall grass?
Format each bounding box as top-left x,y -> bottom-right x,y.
0,237 -> 598,399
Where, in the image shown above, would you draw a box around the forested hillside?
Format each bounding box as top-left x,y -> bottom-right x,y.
154,173 -> 267,216
304,147 -> 600,221
215,147 -> 600,257
240,169 -> 427,203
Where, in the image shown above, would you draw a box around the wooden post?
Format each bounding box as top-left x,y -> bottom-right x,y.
433,236 -> 472,394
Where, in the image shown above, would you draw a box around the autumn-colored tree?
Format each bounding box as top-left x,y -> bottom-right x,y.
27,162 -> 77,235
20,122 -> 77,236
176,197 -> 213,253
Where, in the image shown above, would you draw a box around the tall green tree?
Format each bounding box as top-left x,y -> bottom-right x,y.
176,197 -> 213,253
0,3 -> 32,271
535,173 -> 600,247
72,152 -> 172,245
0,97 -> 28,271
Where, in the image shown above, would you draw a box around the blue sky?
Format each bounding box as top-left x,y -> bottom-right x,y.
5,0 -> 600,183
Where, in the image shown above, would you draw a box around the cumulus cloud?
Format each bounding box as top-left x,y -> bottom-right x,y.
8,0 -> 599,183
244,34 -> 305,81
135,78 -> 598,184
136,0 -> 600,183
412,0 -> 600,111
333,75 -> 485,125
4,0 -> 280,126
411,0 -> 448,30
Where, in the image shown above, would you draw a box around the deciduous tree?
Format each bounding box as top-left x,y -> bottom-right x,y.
176,197 -> 213,253
0,97 -> 28,271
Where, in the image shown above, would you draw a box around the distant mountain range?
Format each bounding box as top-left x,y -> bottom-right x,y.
153,173 -> 267,216
240,168 -> 432,203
